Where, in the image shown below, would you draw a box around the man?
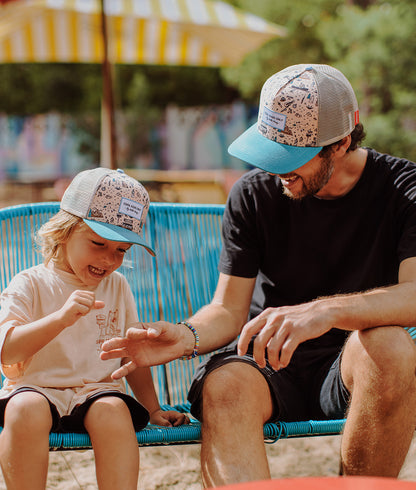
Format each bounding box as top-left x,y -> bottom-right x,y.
101,64 -> 416,486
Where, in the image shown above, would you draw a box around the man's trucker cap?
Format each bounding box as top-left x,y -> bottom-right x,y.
228,64 -> 359,174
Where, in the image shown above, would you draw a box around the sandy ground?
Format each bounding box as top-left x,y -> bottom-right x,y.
0,434 -> 416,489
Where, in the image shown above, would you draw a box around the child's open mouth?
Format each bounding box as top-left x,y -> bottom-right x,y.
88,265 -> 106,277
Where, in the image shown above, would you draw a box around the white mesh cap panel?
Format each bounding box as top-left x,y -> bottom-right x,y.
61,167 -> 109,218
315,65 -> 358,146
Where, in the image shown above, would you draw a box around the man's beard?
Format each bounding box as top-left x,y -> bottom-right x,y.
282,155 -> 335,200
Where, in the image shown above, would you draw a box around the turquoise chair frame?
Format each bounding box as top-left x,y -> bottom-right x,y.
0,201 -> 366,450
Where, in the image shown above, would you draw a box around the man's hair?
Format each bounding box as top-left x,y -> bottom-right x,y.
319,123 -> 366,158
36,210 -> 84,265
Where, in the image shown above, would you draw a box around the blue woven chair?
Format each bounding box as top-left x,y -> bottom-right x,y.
0,201 -> 359,450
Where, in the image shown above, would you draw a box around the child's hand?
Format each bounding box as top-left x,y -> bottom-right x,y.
149,409 -> 190,427
59,290 -> 105,327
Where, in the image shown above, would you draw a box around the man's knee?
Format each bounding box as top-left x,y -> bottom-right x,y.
201,362 -> 273,423
346,326 -> 416,368
342,327 -> 416,400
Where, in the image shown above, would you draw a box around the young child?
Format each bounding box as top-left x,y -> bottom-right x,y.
0,168 -> 189,490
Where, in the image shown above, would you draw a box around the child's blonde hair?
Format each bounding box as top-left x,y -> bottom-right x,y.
36,210 -> 86,265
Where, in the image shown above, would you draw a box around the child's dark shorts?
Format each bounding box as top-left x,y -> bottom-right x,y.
0,388 -> 149,433
188,338 -> 351,423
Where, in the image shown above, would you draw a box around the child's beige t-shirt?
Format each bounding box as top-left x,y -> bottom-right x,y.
0,262 -> 139,416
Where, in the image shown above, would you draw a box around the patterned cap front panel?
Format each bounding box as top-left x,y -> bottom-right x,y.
87,172 -> 150,237
257,66 -> 320,148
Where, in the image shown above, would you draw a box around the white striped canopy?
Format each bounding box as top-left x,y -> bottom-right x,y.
0,0 -> 286,67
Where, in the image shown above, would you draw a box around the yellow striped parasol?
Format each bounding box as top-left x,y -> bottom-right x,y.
0,0 -> 286,66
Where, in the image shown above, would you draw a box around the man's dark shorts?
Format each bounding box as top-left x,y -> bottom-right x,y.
188,337 -> 350,422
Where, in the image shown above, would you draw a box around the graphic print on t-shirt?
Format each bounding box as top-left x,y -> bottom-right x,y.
96,309 -> 121,352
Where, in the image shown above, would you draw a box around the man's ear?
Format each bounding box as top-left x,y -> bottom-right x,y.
333,135 -> 351,156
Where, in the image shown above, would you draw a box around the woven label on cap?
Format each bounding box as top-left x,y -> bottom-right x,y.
262,107 -> 286,131
119,198 -> 144,220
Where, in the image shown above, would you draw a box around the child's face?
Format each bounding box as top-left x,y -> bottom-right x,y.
57,224 -> 131,287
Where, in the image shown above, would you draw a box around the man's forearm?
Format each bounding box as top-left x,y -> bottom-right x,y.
321,281 -> 416,331
184,302 -> 246,356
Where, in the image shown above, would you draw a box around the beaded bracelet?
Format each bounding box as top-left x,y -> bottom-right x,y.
177,321 -> 200,360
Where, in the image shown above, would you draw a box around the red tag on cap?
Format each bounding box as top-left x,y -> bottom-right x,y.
354,110 -> 359,125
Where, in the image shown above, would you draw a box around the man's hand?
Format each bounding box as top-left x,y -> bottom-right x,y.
238,300 -> 335,370
100,321 -> 186,379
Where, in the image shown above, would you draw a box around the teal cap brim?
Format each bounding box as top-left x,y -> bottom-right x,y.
228,123 -> 322,174
83,219 -> 155,256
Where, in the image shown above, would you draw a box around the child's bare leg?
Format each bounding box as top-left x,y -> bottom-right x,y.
0,392 -> 52,489
84,396 -> 140,490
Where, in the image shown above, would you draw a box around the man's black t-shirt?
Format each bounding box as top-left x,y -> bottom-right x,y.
219,149 -> 416,348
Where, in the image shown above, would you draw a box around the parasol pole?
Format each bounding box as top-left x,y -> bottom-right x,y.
99,0 -> 117,169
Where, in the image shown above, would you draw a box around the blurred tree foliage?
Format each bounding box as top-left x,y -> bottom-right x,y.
223,0 -> 416,160
0,64 -> 237,114
0,0 -> 415,161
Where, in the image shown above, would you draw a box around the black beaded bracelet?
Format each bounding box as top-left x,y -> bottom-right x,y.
176,321 -> 200,360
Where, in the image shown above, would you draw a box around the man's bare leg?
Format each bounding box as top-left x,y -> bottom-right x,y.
200,362 -> 273,487
340,326 -> 416,476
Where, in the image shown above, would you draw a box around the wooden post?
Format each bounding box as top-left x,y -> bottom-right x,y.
99,0 -> 117,169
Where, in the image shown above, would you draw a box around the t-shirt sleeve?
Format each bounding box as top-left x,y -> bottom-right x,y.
218,177 -> 261,278
398,207 -> 416,263
0,273 -> 34,379
393,160 -> 416,263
